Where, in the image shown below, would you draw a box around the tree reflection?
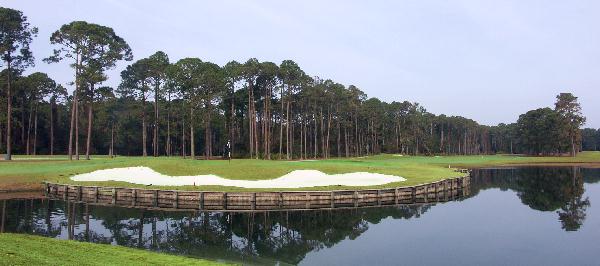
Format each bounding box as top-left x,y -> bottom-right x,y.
0,199 -> 430,265
556,167 -> 590,231
470,167 -> 597,231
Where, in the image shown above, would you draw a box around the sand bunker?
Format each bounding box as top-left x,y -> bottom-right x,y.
70,167 -> 405,188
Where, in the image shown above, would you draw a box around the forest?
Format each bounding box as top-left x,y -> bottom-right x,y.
1,7 -> 596,160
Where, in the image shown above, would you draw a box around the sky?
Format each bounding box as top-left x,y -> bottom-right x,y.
4,0 -> 600,127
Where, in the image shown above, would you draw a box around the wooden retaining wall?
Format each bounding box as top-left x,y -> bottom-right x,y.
44,176 -> 470,212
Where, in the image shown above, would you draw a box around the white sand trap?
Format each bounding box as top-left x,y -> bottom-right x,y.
70,167 -> 405,188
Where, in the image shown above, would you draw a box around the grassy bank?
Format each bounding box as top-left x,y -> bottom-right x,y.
0,152 -> 599,192
0,233 -> 224,265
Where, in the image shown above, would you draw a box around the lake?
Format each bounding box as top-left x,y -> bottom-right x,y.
1,167 -> 599,265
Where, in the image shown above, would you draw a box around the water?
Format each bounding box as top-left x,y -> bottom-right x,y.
1,167 -> 599,265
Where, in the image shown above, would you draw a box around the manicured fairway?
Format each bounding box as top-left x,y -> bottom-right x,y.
0,233 -> 225,265
0,152 -> 599,192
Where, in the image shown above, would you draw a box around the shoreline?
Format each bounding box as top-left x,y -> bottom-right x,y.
43,175 -> 470,211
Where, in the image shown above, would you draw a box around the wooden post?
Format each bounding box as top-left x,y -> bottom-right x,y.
222,192 -> 227,210
44,183 -> 49,197
77,186 -> 82,201
63,185 -> 68,201
411,186 -> 416,203
394,188 -> 399,204
131,189 -> 136,206
305,192 -> 310,209
199,192 -> 204,210
279,192 -> 283,209
111,188 -> 117,204
252,193 -> 257,210
354,191 -> 359,207
330,191 -> 335,208
94,187 -> 99,203
153,190 -> 158,207
376,190 -> 381,206
173,191 -> 178,208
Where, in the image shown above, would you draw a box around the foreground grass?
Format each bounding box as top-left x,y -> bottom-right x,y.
0,152 -> 599,192
0,233 -> 224,265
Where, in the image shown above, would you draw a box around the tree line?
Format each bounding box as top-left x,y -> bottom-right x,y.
0,7 -> 593,160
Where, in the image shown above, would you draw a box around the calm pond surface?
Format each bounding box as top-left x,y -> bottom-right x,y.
1,167 -> 600,265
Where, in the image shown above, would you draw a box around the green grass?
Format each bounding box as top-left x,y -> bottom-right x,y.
0,233 -> 226,265
1,152 -> 599,192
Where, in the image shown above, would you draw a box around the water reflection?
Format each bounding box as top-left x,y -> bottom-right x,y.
0,199 -> 431,264
1,167 -> 599,265
470,167 -> 599,231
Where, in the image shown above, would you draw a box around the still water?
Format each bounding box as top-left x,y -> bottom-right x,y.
1,167 -> 599,265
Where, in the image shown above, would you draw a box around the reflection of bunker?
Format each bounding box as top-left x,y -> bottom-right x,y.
44,175 -> 470,211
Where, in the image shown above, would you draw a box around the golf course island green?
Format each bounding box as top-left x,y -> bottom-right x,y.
1,152 -> 599,192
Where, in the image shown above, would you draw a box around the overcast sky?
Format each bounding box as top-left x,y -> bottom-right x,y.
5,0 -> 600,127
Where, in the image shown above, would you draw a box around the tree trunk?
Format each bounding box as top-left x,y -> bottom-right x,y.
278,83 -> 284,160
26,103 -> 32,155
33,104 -> 38,156
300,115 -> 304,159
571,135 -> 576,157
166,103 -> 171,156
205,103 -> 211,159
182,113 -> 186,159
230,89 -> 235,158
286,99 -> 290,160
109,124 -> 114,158
75,85 -> 80,160
345,126 -> 349,157
247,82 -> 253,159
326,110 -> 331,158
153,82 -> 159,157
50,97 -> 55,156
142,94 -> 147,157
20,101 -> 25,148
320,108 -> 324,158
85,84 -> 94,160
5,62 -> 12,160
337,118 -> 341,158
314,114 -> 318,159
190,107 -> 195,159
68,91 -> 76,160
253,88 -> 259,160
